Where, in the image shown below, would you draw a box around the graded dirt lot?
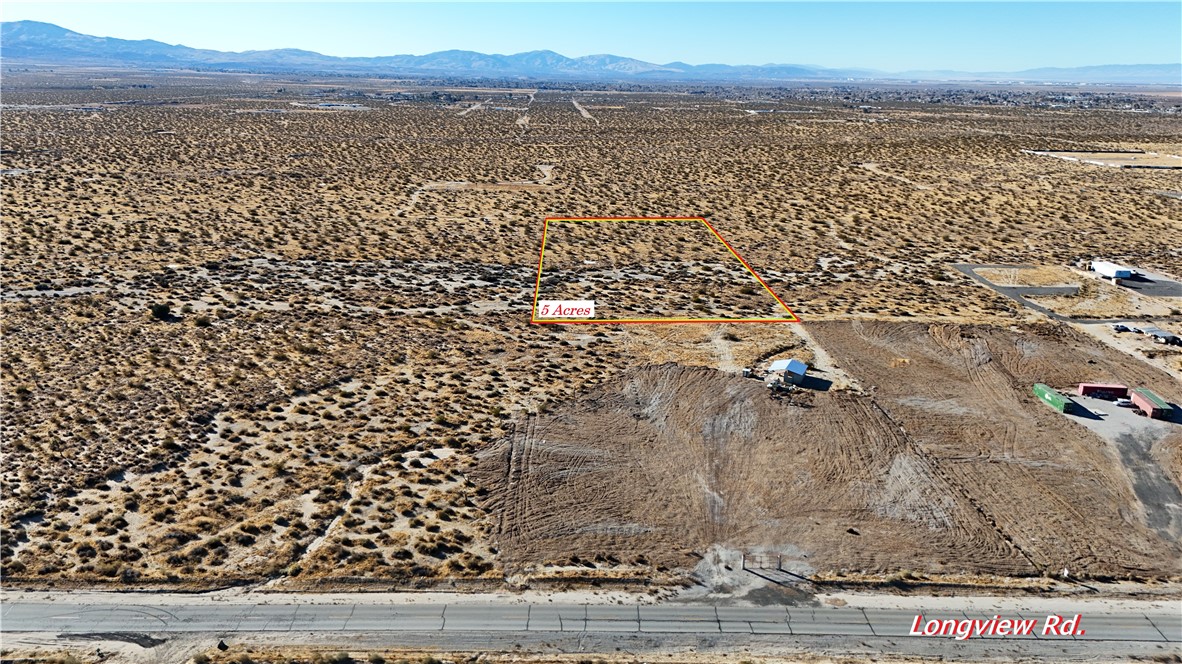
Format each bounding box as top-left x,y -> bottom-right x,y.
477,361 -> 1016,577
808,321 -> 1181,575
974,265 -> 1079,287
478,321 -> 1182,580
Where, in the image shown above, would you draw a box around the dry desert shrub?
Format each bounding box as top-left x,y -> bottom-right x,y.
3,72 -> 1180,586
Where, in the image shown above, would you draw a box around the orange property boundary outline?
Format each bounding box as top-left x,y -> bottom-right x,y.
530,217 -> 802,324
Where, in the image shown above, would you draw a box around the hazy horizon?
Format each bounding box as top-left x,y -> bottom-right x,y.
3,2 -> 1180,72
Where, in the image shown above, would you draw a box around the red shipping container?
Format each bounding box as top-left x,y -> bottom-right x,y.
1076,383 -> 1129,399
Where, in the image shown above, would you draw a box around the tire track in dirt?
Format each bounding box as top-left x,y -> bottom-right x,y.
478,362 -> 1038,577
848,323 -> 1100,571
928,325 -> 1020,461
709,327 -> 741,373
865,398 -> 1042,574
809,392 -> 1025,573
811,320 -> 1182,577
830,388 -> 1029,569
481,318 -> 1182,578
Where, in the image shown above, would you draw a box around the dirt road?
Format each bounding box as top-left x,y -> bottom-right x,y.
571,98 -> 599,124
456,98 -> 489,116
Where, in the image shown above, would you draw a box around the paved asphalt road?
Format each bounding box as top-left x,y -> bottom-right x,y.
4,601 -> 1179,642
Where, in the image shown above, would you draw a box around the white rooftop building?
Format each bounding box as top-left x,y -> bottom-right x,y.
1090,260 -> 1133,279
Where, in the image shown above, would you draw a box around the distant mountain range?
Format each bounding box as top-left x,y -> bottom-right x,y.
3,21 -> 1179,85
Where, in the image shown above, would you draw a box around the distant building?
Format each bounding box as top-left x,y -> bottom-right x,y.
769,358 -> 809,385
1090,260 -> 1133,279
1131,388 -> 1173,420
1140,326 -> 1182,346
1077,383 -> 1129,399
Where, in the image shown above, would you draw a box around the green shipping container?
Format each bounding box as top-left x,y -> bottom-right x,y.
1033,383 -> 1073,413
1131,387 -> 1172,419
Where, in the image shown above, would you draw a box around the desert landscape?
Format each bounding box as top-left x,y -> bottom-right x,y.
478,321 -> 1181,581
3,69 -> 1181,594
533,218 -> 797,322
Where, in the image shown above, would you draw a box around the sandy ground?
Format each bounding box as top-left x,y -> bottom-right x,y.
1026,149 -> 1182,168
5,76 -> 1182,592
1026,277 -> 1174,318
477,321 -> 1181,582
536,219 -> 794,321
975,265 -> 1080,287
856,161 -> 933,190
571,98 -> 598,124
1076,322 -> 1182,382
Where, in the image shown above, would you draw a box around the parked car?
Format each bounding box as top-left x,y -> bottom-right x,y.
1115,398 -> 1133,408
1111,324 -> 1129,333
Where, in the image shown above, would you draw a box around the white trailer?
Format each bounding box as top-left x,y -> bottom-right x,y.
1090,260 -> 1132,279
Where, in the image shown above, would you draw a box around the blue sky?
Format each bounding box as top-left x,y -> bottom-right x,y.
3,2 -> 1179,71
